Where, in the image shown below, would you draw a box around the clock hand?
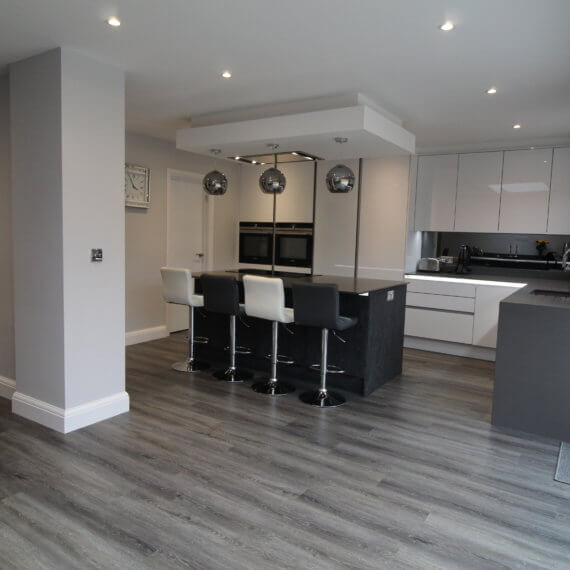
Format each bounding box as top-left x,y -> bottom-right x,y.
127,172 -> 137,188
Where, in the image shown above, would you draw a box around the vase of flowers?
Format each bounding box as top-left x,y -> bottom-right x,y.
535,239 -> 549,257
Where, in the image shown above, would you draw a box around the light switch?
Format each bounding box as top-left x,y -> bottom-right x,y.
91,248 -> 103,262
387,290 -> 394,302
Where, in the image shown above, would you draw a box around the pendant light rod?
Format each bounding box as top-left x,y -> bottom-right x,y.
271,152 -> 278,275
354,158 -> 363,282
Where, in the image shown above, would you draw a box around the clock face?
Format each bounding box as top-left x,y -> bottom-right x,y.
125,164 -> 150,207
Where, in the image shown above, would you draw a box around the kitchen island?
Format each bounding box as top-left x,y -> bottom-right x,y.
492,275 -> 570,440
193,271 -> 407,396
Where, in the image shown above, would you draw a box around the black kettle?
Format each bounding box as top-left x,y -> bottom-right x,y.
456,244 -> 472,274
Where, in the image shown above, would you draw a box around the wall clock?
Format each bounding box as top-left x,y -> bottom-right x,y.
125,164 -> 150,208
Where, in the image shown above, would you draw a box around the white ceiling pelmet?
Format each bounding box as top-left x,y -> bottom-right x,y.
0,0 -> 569,151
176,105 -> 415,160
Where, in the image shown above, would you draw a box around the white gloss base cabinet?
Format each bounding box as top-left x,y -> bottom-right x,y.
405,308 -> 474,344
472,285 -> 521,348
405,279 -> 524,352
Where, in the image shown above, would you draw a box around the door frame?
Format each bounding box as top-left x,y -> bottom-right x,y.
165,168 -> 214,272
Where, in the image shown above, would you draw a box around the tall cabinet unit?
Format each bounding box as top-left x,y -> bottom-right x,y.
498,148 -> 552,234
414,154 -> 458,231
547,147 -> 570,234
454,152 -> 503,232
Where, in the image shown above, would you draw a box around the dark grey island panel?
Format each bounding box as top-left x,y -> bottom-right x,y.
193,272 -> 407,396
493,301 -> 570,441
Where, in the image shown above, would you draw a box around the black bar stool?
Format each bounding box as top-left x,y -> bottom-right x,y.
292,282 -> 357,407
200,274 -> 254,382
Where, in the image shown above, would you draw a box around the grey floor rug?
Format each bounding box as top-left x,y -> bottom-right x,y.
554,441 -> 570,484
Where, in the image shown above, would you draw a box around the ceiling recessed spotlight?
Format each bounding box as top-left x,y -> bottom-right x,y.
210,148 -> 221,155
530,146 -> 535,150
221,70 -> 232,79
439,21 -> 455,31
234,156 -> 241,160
305,156 -> 313,160
513,123 -> 522,129
485,87 -> 497,95
107,16 -> 121,27
251,160 -> 257,164
291,151 -> 298,155
334,137 -> 348,144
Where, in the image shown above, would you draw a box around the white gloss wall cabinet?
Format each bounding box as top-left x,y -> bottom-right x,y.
414,154 -> 458,231
313,159 -> 360,276
454,152 -> 503,232
498,148 -> 552,233
547,147 -> 570,234
472,285 -> 521,348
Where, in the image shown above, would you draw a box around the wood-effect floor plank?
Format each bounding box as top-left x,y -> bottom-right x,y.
1,332 -> 569,569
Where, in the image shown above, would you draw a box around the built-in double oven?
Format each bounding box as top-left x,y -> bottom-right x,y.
239,222 -> 313,268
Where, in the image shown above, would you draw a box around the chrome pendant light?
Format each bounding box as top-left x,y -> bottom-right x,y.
326,164 -> 355,193
259,167 -> 286,194
202,170 -> 228,195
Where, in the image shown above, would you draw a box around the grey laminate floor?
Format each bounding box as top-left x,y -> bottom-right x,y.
1,335 -> 569,569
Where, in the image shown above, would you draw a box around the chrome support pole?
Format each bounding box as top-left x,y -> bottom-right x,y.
320,328 -> 329,394
270,321 -> 278,383
188,306 -> 195,362
229,314 -> 236,371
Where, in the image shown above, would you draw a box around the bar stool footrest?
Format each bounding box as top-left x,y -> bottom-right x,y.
299,389 -> 346,407
224,345 -> 253,355
309,363 -> 345,374
265,353 -> 295,365
194,336 -> 209,345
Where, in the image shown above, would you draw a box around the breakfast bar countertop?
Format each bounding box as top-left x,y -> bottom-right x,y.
194,270 -> 407,295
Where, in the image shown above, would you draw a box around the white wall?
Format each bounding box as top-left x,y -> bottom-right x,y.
10,49 -> 66,407
313,159 -> 360,276
10,47 -> 127,431
60,49 -> 125,408
358,156 -> 411,280
0,75 -> 14,381
125,133 -> 240,335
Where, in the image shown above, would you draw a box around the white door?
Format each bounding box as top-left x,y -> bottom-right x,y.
166,170 -> 211,332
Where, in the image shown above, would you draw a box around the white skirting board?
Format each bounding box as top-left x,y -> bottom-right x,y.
125,325 -> 168,346
12,390 -> 130,434
0,375 -> 16,399
404,336 -> 496,362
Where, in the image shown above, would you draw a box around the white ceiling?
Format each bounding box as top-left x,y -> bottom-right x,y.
1,0 -> 569,153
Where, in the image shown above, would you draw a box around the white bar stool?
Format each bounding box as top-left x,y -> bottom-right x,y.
243,275 -> 295,396
160,267 -> 210,373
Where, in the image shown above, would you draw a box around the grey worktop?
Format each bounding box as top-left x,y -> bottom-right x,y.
195,270 -> 407,295
407,268 -> 570,310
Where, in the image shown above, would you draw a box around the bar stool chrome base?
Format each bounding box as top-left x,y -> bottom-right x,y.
172,359 -> 210,373
299,389 -> 346,408
194,336 -> 209,344
213,367 -> 254,382
265,353 -> 295,365
309,363 -> 345,374
252,378 -> 295,396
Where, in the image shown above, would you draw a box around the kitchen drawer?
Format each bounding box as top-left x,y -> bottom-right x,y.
405,307 -> 474,344
406,292 -> 475,313
406,279 -> 476,298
